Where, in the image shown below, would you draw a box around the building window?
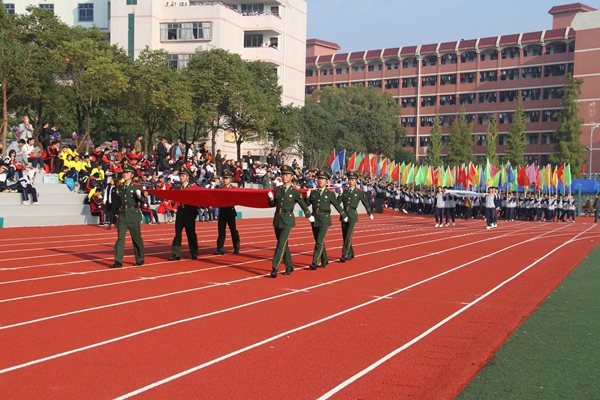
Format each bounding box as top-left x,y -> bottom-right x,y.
305,69 -> 313,77
126,0 -> 137,4
167,54 -> 193,71
498,135 -> 507,146
305,85 -> 316,95
476,135 -> 486,146
4,4 -> 15,14
523,44 -> 542,57
401,77 -> 417,88
335,68 -> 342,75
241,4 -> 264,12
402,57 -> 418,68
441,53 -> 458,64
78,3 -> 93,22
546,43 -> 567,55
500,68 -> 519,81
336,82 -> 348,88
440,74 -> 456,85
439,95 -> 456,106
385,79 -> 399,89
527,133 -> 539,145
501,47 -> 520,59
161,22 -> 213,41
368,80 -> 382,88
543,87 -> 562,100
401,97 -> 416,108
39,3 -> 54,12
128,13 -> 134,59
352,65 -> 365,73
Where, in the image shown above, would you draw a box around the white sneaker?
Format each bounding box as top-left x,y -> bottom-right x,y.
572,221 -> 575,224
445,223 -> 449,227
22,201 -> 30,205
33,202 -> 39,205
486,226 -> 491,230
435,224 -> 439,227
452,222 -> 456,226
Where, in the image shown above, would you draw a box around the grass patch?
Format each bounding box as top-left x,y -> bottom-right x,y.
458,245 -> 600,399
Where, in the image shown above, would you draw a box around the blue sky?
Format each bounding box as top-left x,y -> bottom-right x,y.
306,0 -> 600,53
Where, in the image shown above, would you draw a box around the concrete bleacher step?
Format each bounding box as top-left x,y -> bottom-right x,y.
1,172 -> 93,228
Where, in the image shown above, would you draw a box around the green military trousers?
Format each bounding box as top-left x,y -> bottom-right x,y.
311,225 -> 330,266
114,209 -> 144,264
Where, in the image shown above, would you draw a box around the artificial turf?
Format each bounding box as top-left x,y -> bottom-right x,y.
458,244 -> 600,400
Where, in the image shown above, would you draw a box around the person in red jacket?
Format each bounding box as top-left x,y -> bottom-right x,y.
90,191 -> 105,226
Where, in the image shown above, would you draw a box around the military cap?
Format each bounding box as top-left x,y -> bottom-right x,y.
179,167 -> 191,176
280,165 -> 295,175
122,165 -> 136,173
316,170 -> 330,180
347,171 -> 359,179
222,169 -> 234,179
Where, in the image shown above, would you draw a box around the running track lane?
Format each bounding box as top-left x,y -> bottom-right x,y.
0,219 -> 596,396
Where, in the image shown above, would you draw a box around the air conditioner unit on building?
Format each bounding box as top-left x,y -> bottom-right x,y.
195,46 -> 204,53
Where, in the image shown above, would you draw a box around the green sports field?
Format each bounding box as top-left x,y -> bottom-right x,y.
458,245 -> 600,399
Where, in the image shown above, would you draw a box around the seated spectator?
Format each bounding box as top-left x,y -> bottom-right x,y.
0,162 -> 19,192
18,170 -> 39,205
141,191 -> 160,224
4,149 -> 25,179
157,199 -> 176,223
22,138 -> 44,173
89,191 -> 105,226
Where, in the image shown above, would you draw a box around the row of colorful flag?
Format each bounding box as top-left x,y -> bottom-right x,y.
326,149 -> 574,190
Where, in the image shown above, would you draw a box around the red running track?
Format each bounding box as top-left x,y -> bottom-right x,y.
0,213 -> 598,399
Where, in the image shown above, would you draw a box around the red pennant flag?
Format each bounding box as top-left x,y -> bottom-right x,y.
581,163 -> 586,175
556,163 -> 565,183
517,166 -> 527,187
380,158 -> 388,177
391,164 -> 400,182
370,155 -> 377,175
347,152 -> 357,171
327,149 -> 336,167
468,162 -> 477,185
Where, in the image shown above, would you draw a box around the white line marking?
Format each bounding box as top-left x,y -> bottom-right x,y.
0,224 -> 563,378
113,224 -> 579,399
316,224 -> 595,399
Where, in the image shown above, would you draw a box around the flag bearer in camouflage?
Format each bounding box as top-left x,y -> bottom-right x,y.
110,165 -> 145,268
267,165 -> 313,277
339,171 -> 373,262
307,170 -> 347,270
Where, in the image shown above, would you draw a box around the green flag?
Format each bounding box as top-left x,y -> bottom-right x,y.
407,165 -> 415,185
563,163 -> 572,186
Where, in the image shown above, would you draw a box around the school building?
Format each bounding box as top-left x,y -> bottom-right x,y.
305,3 -> 600,174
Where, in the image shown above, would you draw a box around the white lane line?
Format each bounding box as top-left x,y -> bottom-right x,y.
0,224 -> 478,289
317,224 -> 595,399
113,224 -> 574,399
0,221 -> 402,271
0,224 -> 562,377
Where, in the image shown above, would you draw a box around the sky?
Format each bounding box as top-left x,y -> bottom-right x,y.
306,0 -> 600,53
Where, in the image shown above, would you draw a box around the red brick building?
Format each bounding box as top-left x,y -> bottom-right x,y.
305,3 -> 600,173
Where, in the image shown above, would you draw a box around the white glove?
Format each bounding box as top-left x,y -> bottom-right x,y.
343,217 -> 349,222
135,189 -> 142,198
308,215 -> 315,223
267,191 -> 274,199
370,214 -> 374,220
306,189 -> 312,197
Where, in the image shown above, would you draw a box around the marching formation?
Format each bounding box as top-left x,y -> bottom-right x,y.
110,165 -> 374,276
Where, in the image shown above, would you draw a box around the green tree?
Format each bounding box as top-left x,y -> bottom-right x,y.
183,49 -> 248,158
9,7 -> 73,130
129,47 -> 191,155
296,97 -> 338,169
426,114 -> 443,168
268,104 -> 299,151
485,113 -> 499,167
57,29 -> 129,153
394,146 -> 417,165
447,106 -> 474,167
0,5 -> 38,152
506,96 -> 526,166
224,60 -> 280,161
308,86 -> 404,157
550,73 -> 586,178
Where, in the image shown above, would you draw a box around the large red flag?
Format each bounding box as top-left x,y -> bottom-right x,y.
347,152 -> 357,171
380,158 -> 388,177
327,149 -> 336,167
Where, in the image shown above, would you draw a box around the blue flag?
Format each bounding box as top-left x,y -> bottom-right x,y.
337,149 -> 346,170
331,155 -> 340,173
507,163 -> 515,183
